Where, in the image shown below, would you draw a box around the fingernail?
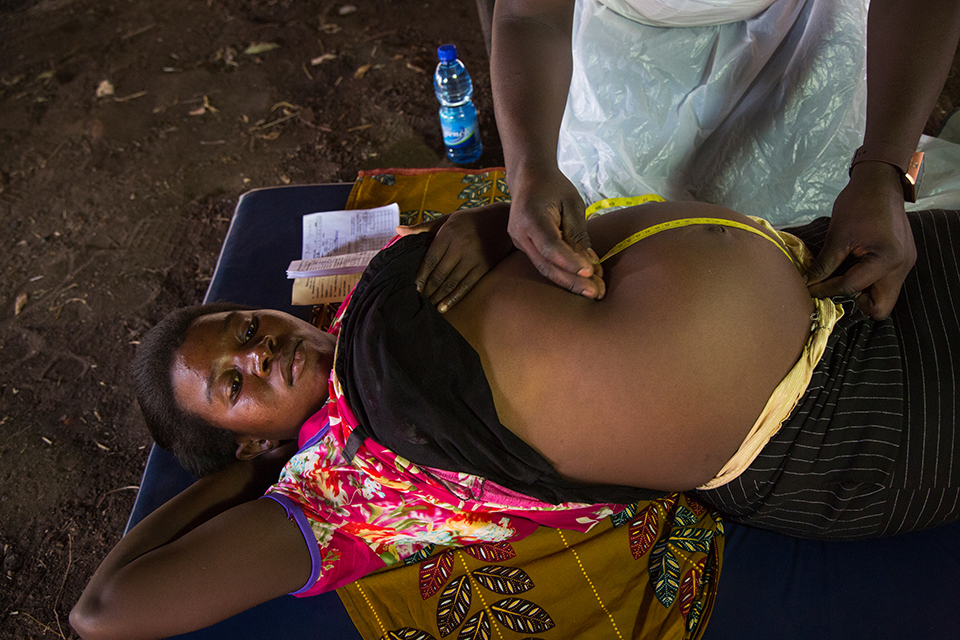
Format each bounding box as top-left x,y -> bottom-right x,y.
438,302 -> 448,313
587,248 -> 600,264
577,266 -> 593,278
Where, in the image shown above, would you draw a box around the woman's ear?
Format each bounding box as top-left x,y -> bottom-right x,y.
234,437 -> 282,461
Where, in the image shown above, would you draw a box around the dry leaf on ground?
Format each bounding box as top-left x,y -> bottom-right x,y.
311,53 -> 337,65
95,80 -> 115,98
244,42 -> 280,55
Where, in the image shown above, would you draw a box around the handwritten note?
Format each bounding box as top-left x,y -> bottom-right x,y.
300,203 -> 400,259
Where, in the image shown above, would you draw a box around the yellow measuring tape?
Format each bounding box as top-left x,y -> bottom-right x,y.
598,217 -> 795,264
585,195 -> 794,264
585,194 -> 665,218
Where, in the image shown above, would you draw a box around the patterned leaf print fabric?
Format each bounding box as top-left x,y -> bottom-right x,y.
345,167 -> 512,228
339,493 -> 723,640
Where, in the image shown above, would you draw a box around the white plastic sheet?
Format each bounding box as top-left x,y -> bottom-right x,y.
558,0 -> 960,226
600,0 -> 777,27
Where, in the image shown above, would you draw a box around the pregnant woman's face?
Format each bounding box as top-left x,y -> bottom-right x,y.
172,309 -> 336,442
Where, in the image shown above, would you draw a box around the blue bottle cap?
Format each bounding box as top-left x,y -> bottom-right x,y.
437,44 -> 457,62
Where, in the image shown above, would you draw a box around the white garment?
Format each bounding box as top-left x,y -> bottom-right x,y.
559,0 -> 960,226
599,0 -> 777,27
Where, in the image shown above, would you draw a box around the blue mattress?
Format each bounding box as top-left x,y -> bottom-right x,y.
127,184 -> 960,639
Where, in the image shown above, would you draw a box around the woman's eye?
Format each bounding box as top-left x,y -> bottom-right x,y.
242,317 -> 258,344
230,371 -> 242,400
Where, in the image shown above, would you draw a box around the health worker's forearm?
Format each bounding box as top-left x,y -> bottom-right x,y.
492,0 -> 576,182
863,0 -> 960,152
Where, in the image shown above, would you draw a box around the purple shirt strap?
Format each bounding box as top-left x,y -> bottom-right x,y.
260,494 -> 322,595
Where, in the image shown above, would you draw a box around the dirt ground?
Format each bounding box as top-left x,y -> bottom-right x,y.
0,0 -> 957,637
0,0 -> 501,637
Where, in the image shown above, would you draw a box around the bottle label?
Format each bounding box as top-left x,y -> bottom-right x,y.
439,108 -> 479,149
442,121 -> 478,148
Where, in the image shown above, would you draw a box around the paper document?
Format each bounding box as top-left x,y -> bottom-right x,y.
299,203 -> 400,259
289,202 -> 400,305
286,250 -> 380,278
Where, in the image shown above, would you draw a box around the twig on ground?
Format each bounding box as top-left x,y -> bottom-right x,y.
363,29 -> 396,42
0,424 -> 31,455
13,610 -> 63,637
95,485 -> 140,509
49,297 -> 88,319
121,24 -> 157,40
114,91 -> 147,103
254,112 -> 298,130
52,533 -> 72,639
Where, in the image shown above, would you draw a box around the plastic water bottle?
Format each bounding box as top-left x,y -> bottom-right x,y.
434,44 -> 482,164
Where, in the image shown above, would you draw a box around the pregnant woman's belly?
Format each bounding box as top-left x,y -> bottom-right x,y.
445,202 -> 814,491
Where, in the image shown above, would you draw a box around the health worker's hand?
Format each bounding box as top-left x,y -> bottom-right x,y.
507,167 -> 604,300
806,162 -> 916,320
397,203 -> 516,313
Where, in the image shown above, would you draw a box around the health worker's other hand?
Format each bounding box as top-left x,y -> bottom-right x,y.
507,168 -> 604,300
806,163 -> 916,320
397,203 -> 516,313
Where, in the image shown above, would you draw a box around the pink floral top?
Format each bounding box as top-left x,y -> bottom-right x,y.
264,288 -> 626,597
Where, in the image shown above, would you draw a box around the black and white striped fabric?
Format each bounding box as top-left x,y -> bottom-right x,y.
696,210 -> 960,540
